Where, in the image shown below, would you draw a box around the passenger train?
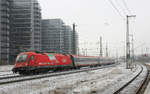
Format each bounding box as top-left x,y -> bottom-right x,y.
12,52 -> 115,75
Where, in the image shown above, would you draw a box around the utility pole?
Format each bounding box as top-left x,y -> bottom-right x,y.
130,34 -> 134,67
116,50 -> 118,63
72,23 -> 77,55
106,43 -> 108,57
82,48 -> 84,56
76,47 -> 79,55
100,36 -> 103,57
126,15 -> 136,69
146,47 -> 149,55
131,35 -> 134,64
85,48 -> 88,56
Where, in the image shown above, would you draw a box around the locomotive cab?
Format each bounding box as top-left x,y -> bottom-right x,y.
12,53 -> 32,74
28,55 -> 34,65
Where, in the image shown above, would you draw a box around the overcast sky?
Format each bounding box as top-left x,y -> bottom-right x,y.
38,0 -> 150,56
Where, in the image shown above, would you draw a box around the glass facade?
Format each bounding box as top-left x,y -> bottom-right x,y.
41,19 -> 78,54
9,0 -> 41,64
41,19 -> 65,53
62,25 -> 73,54
0,0 -> 10,64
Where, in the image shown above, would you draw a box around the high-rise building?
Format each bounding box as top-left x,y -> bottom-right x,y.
41,19 -> 64,53
62,25 -> 73,54
9,0 -> 41,64
0,0 -> 10,64
72,23 -> 78,55
41,19 -> 78,54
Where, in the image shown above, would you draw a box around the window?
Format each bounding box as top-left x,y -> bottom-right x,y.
16,54 -> 27,62
47,54 -> 56,60
30,56 -> 34,60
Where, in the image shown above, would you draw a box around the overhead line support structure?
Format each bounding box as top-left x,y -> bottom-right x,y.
126,15 -> 136,69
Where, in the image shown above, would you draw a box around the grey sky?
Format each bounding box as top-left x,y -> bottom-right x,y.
38,0 -> 150,56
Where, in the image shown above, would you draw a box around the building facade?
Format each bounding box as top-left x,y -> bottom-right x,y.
41,19 -> 65,53
0,0 -> 10,64
41,19 -> 78,54
62,25 -> 73,54
9,0 -> 41,64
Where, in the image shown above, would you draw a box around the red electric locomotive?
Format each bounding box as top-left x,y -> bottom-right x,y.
12,52 -> 115,75
12,52 -> 74,74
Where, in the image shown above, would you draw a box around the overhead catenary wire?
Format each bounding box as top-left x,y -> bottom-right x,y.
122,0 -> 132,15
107,0 -> 126,20
115,0 -> 127,15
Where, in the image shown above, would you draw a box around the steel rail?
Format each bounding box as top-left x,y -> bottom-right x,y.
135,64 -> 150,94
0,73 -> 13,76
0,64 -> 116,85
113,65 -> 143,94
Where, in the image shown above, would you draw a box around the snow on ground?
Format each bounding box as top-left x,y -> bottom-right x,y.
0,63 -> 142,94
0,65 -> 13,72
145,62 -> 150,65
0,65 -> 13,75
0,71 -> 13,76
119,64 -> 147,94
144,79 -> 150,94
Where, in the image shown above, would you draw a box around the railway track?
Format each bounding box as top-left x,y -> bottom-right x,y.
0,73 -> 12,76
135,63 -> 150,94
0,75 -> 20,80
0,64 -> 116,85
0,72 -> 21,81
113,64 -> 148,94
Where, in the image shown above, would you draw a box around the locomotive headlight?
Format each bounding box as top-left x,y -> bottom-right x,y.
25,63 -> 28,66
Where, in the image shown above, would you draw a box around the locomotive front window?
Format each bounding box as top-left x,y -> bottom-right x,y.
16,54 -> 27,63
